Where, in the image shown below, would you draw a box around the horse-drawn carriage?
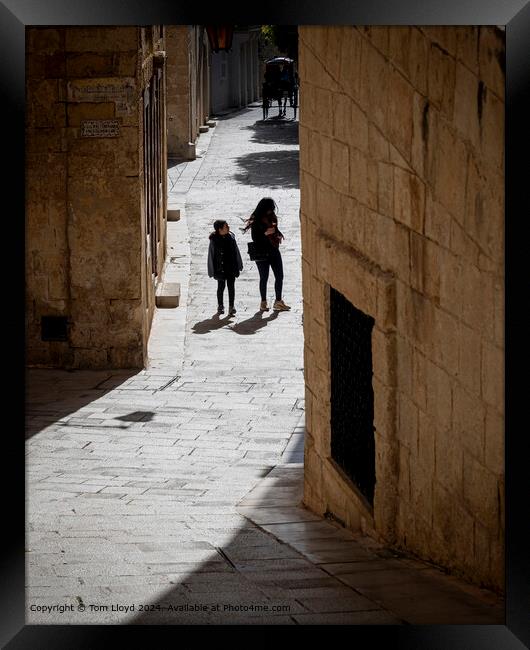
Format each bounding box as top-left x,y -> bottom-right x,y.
261,57 -> 299,120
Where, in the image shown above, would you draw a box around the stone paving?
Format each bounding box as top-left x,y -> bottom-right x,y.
25,104 -> 504,625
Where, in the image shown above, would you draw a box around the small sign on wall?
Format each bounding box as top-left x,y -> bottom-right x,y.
67,78 -> 135,116
80,119 -> 121,138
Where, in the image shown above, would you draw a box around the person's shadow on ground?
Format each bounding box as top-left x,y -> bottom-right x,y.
229,310 -> 279,335
191,313 -> 235,334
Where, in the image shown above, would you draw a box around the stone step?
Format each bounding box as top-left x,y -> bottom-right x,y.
155,282 -> 180,308
199,125 -> 209,133
206,120 -> 216,128
167,208 -> 181,221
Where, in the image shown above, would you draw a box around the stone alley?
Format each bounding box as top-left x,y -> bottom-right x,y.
26,105 -> 503,625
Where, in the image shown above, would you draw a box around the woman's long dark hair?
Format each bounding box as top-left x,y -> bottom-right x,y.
240,198 -> 277,233
209,219 -> 228,240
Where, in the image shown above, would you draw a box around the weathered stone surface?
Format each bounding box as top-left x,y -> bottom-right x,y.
424,195 -> 451,248
408,29 -> 429,95
65,27 -> 139,53
66,53 -> 115,77
453,62 -> 480,151
349,148 -> 370,206
394,167 -> 425,232
480,342 -> 503,409
397,396 -> 418,452
387,69 -> 414,162
363,210 -> 396,272
26,26 -> 166,369
460,262 -> 494,339
456,27 -> 479,73
372,328 -> 396,387
457,322 -> 482,395
359,39 -> 388,132
339,195 -> 364,252
433,122 -> 468,223
424,359 -> 453,433
26,79 -> 66,128
480,88 -> 504,172
362,26 -> 389,57
434,427 -> 463,492
428,44 -> 456,119
484,407 -> 504,475
465,156 -> 503,262
331,140 -> 349,195
27,28 -> 64,54
422,27 -> 457,58
463,454 -> 499,530
453,386 -> 485,461
388,27 -> 411,78
478,27 -> 505,99
410,92 -> 428,178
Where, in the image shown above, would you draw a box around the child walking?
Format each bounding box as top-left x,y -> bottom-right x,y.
207,220 -> 243,315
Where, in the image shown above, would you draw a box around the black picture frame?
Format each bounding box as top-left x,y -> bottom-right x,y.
2,0 -> 526,647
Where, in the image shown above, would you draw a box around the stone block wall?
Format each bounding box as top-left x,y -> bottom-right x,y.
26,26 -> 167,368
166,26 -> 193,158
166,26 -> 210,159
299,26 -> 504,591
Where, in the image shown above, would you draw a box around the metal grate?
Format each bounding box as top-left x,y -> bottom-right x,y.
41,316 -> 68,342
330,287 -> 375,505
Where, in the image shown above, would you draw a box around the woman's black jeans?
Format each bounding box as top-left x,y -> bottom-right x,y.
217,276 -> 235,307
256,250 -> 283,301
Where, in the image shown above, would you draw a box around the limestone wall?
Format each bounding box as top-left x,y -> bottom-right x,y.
299,26 -> 504,591
166,26 -> 192,158
26,26 -> 167,368
166,26 -> 210,159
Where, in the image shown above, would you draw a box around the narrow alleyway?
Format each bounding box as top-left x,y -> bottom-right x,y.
26,105 -> 503,625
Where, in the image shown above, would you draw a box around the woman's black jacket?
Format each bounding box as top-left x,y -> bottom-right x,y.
250,216 -> 284,254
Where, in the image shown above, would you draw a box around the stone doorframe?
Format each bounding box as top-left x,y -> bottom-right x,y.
303,228 -> 399,544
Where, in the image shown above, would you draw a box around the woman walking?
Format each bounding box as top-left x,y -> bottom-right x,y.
207,219 -> 243,315
241,198 -> 290,312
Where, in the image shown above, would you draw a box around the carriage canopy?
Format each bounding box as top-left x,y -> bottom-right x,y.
261,57 -> 299,120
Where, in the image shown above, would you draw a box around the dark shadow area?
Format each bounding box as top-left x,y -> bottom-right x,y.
167,157 -> 188,170
24,369 -> 505,627
229,310 -> 279,335
244,120 -> 299,146
25,369 -> 138,440
233,150 -> 300,189
281,433 -> 305,463
191,313 -> 235,335
211,107 -> 255,121
115,411 -> 154,422
125,461 -> 504,626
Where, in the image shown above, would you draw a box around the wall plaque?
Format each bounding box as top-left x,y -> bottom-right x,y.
80,119 -> 121,138
67,78 -> 135,116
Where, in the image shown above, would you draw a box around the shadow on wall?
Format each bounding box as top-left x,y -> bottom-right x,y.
244,120 -> 299,146
233,150 -> 300,189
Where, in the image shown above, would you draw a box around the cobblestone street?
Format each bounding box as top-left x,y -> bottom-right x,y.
26,105 -> 503,625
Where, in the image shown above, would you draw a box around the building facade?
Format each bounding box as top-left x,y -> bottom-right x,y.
210,27 -> 261,115
26,26 -> 168,369
299,26 -> 504,592
166,26 -> 211,160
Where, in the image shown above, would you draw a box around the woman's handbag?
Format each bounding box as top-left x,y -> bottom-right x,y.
247,241 -> 269,261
